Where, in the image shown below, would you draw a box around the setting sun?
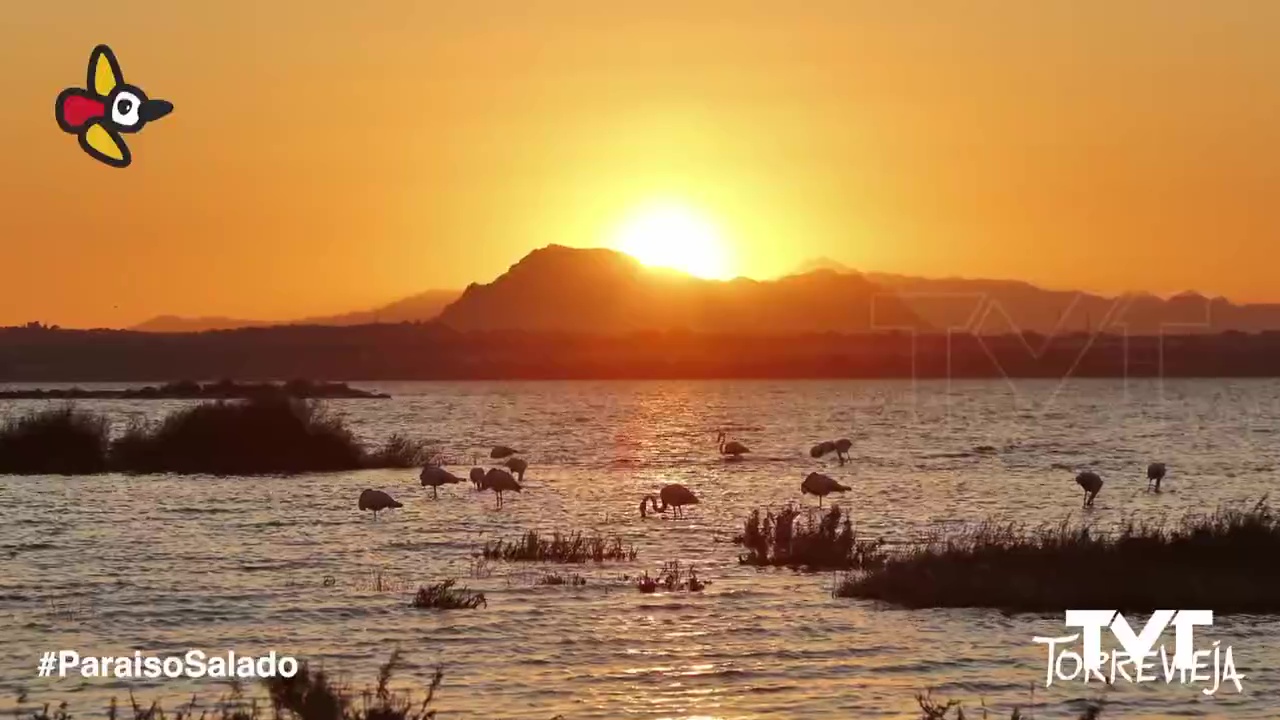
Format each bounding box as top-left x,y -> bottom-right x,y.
610,203 -> 732,280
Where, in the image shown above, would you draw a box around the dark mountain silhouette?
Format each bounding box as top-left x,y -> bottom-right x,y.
779,261 -> 1280,336
436,245 -> 921,333
132,290 -> 461,332
127,247 -> 1280,337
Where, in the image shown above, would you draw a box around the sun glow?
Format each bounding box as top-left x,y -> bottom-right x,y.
610,203 -> 732,280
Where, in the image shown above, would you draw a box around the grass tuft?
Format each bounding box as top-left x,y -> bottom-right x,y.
0,397 -> 433,475
536,571 -> 588,586
410,579 -> 486,610
482,530 -> 638,564
0,406 -> 109,475
837,498 -> 1280,613
735,505 -> 887,570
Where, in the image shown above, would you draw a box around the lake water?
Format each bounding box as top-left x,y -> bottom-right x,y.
2,379 -> 1279,719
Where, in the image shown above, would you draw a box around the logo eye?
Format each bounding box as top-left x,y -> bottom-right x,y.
111,91 -> 141,127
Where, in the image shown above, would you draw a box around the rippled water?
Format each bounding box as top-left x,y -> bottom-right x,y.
3,379 -> 1280,719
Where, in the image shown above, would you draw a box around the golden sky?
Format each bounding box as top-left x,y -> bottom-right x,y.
2,1 -> 1279,328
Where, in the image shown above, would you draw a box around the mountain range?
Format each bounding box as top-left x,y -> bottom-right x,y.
131,245 -> 1280,336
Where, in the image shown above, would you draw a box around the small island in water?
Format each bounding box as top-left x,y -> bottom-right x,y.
0,379 -> 390,400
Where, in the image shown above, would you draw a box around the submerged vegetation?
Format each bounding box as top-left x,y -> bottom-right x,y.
0,400 -> 430,475
481,529 -> 638,564
838,499 -> 1280,613
410,579 -> 487,610
635,560 -> 706,593
736,505 -> 886,570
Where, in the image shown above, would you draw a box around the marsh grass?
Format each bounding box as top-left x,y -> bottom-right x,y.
108,399 -> 365,475
536,571 -> 588,586
0,398 -> 431,475
915,691 -> 1104,719
735,505 -> 886,570
362,435 -> 435,470
481,530 -> 638,564
410,579 -> 486,610
635,560 -> 705,593
0,406 -> 109,474
16,652 -> 442,720
838,498 -> 1280,613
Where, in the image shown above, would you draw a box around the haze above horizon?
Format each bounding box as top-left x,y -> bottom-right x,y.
3,2 -> 1279,328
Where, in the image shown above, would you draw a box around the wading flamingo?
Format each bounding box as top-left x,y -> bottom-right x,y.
639,484 -> 700,519
717,431 -> 750,460
358,489 -> 402,520
800,472 -> 850,507
1147,462 -> 1167,492
484,467 -> 522,509
502,456 -> 528,482
1076,471 -> 1103,508
419,466 -> 463,499
490,445 -> 520,460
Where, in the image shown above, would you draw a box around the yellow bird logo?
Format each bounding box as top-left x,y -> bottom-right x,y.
55,45 -> 173,168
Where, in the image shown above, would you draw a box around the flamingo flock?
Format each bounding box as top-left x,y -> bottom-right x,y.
359,430 -> 1171,522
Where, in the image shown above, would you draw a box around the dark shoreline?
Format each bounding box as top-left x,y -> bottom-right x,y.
0,380 -> 389,400
6,324 -> 1280,382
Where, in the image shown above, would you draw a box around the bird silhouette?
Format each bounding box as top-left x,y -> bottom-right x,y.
833,438 -> 853,465
800,472 -> 850,507
490,445 -> 520,460
420,466 -> 464,498
358,489 -> 402,520
1147,462 -> 1167,492
1076,471 -> 1103,507
502,456 -> 528,482
717,431 -> 750,460
484,467 -> 522,509
469,467 -> 488,490
809,441 -> 837,459
639,483 -> 700,518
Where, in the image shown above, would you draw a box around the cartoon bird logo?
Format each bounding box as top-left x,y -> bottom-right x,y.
55,45 -> 173,168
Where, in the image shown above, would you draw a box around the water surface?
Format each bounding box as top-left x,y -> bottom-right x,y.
2,379 -> 1278,718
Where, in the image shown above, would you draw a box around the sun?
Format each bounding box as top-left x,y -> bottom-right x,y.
610,203 -> 732,280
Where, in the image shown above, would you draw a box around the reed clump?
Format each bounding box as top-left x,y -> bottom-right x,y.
536,571 -> 588,586
16,652 -> 443,720
915,691 -> 1104,719
410,579 -> 486,610
735,505 -> 887,570
0,398 -> 431,475
481,530 -> 638,563
837,498 -> 1280,613
0,406 -> 109,475
635,560 -> 705,593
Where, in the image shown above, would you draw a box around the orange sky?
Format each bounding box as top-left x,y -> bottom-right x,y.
2,1 -> 1279,328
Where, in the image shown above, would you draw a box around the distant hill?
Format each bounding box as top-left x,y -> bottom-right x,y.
132,289 -> 461,332
780,259 -> 1280,336
129,247 -> 1280,337
435,245 -> 922,333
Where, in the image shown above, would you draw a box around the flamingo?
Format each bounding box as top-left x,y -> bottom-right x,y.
833,438 -> 853,465
800,472 -> 850,507
1076,471 -> 1103,507
717,431 -> 750,460
502,456 -> 528,482
484,467 -> 522,509
357,489 -> 402,520
490,445 -> 520,460
469,467 -> 487,490
809,441 -> 837,459
419,466 -> 463,499
639,484 -> 700,519
1147,462 -> 1167,492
